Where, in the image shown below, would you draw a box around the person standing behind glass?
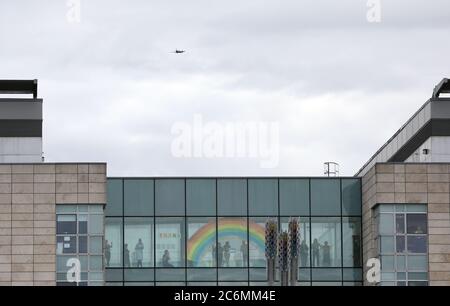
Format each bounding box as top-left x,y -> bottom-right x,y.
300,240 -> 309,267
217,242 -> 224,267
240,240 -> 248,267
322,241 -> 331,266
124,243 -> 130,267
223,241 -> 231,267
162,249 -> 174,267
135,238 -> 144,268
312,239 -> 320,267
105,240 -> 112,267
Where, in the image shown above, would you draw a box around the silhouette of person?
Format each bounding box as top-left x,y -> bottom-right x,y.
162,249 -> 174,267
135,238 -> 144,268
312,238 -> 320,267
105,240 -> 112,267
300,240 -> 309,267
240,240 -> 248,267
124,243 -> 130,267
322,241 -> 331,266
223,241 -> 231,267
217,242 -> 224,267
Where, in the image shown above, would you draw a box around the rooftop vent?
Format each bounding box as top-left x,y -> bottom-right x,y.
0,79 -> 38,98
432,78 -> 450,99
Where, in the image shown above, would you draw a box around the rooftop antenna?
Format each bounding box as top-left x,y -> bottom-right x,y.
324,162 -> 339,177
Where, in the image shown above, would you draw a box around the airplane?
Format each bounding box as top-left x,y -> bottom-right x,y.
172,49 -> 186,54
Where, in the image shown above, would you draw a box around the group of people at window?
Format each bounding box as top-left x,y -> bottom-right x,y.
104,238 -> 145,267
299,239 -> 333,267
211,240 -> 248,267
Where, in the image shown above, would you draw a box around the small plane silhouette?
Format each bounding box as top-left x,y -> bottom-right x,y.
173,49 -> 186,54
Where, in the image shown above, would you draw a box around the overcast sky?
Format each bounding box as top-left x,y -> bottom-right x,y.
1,0 -> 450,176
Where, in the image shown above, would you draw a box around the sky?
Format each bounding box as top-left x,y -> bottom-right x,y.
1,0 -> 450,176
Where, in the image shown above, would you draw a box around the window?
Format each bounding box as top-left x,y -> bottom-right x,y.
124,218 -> 154,267
57,205 -> 105,286
281,217 -> 310,268
375,204 -> 428,286
156,217 -> 185,267
279,179 -> 309,216
310,179 -> 340,216
106,179 -> 123,216
248,179 -> 278,216
218,218 -> 248,267
217,179 -> 247,215
249,217 -> 271,267
186,179 -> 216,216
155,179 -> 185,216
187,217 -> 216,267
343,217 -> 362,267
341,179 -> 361,215
105,218 -> 123,267
124,179 -> 154,216
311,217 -> 341,267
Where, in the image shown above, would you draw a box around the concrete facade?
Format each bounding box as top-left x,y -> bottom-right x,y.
362,163 -> 450,286
0,163 -> 106,286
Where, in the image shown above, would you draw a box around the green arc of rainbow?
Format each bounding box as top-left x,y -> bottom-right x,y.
187,219 -> 265,266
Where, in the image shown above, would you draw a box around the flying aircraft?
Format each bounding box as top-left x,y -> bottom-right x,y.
172,49 -> 186,54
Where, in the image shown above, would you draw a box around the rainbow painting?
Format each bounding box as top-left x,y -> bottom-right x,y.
187,218 -> 265,266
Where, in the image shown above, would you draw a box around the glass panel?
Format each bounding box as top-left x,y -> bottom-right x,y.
217,179 -> 247,216
407,255 -> 427,271
408,272 -> 428,280
89,214 -> 104,235
381,255 -> 394,271
379,214 -> 394,235
248,179 -> 278,216
249,217 -> 271,267
125,217 -> 154,267
78,236 -> 87,254
124,269 -> 154,281
407,236 -> 427,253
310,179 -> 340,216
155,269 -> 185,281
396,236 -> 405,253
78,215 -> 88,234
397,255 -> 406,271
57,215 -> 77,234
311,268 -> 342,281
89,236 -> 103,254
156,217 -> 185,267
218,218 -> 248,267
406,205 -> 427,213
187,268 -> 217,281
105,269 -> 123,282
396,214 -> 405,234
105,218 -> 123,267
124,179 -> 154,216
342,217 -> 361,267
379,205 -> 394,213
341,179 -> 361,216
187,217 -> 216,267
311,217 -> 341,267
106,179 -> 123,216
279,179 -> 309,216
186,179 -> 216,216
407,214 -> 427,234
380,236 -> 394,254
57,236 -> 76,254
343,268 -> 362,281
89,256 -> 103,271
408,281 -> 428,286
218,268 -> 248,281
155,179 -> 185,216
56,205 -> 77,213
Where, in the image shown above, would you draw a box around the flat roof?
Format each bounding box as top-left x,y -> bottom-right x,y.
0,79 -> 38,98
